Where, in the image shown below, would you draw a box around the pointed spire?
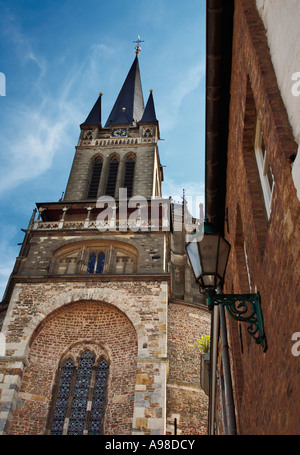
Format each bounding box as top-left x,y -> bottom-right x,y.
140,89 -> 158,124
105,55 -> 144,127
81,92 -> 102,127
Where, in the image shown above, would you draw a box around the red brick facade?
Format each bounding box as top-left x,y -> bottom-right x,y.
217,0 -> 300,435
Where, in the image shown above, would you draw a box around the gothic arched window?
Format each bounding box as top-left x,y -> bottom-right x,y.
50,358 -> 75,435
87,157 -> 103,199
123,156 -> 135,198
49,351 -> 109,435
105,157 -> 119,197
87,251 -> 105,274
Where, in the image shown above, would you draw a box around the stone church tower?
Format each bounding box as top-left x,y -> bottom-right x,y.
0,50 -> 210,435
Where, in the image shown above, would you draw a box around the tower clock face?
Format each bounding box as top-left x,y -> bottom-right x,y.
112,128 -> 127,138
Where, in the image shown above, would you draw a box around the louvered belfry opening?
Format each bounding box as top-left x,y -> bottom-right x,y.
87,158 -> 103,199
105,158 -> 119,197
123,157 -> 135,198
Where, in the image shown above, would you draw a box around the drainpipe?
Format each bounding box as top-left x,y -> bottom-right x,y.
208,305 -> 219,435
219,303 -> 237,435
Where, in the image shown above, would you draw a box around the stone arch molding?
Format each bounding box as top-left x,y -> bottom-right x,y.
15,288 -> 147,359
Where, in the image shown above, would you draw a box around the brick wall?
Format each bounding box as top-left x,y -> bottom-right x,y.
221,0 -> 300,435
8,301 -> 138,435
1,279 -> 169,435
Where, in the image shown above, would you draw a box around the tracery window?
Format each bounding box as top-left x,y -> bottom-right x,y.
52,242 -> 138,275
87,251 -> 105,274
49,351 -> 109,435
105,157 -> 119,197
57,253 -> 78,274
87,157 -> 103,199
123,156 -> 135,198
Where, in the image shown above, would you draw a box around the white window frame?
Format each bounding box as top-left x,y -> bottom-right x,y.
254,119 -> 274,219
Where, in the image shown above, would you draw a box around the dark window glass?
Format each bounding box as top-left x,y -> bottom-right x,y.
87,251 -> 105,274
105,159 -> 119,197
87,252 -> 96,274
51,359 -> 75,435
50,353 -> 109,435
123,158 -> 135,198
96,252 -> 105,274
88,359 -> 109,435
68,351 -> 95,435
88,159 -> 102,199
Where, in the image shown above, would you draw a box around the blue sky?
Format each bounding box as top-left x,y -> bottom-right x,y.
0,0 -> 206,299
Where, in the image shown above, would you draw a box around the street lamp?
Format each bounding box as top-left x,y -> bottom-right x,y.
186,219 -> 267,352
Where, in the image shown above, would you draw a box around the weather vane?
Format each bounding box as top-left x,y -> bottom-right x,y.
133,35 -> 144,54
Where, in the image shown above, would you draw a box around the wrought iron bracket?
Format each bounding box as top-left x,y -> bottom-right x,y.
205,290 -> 267,352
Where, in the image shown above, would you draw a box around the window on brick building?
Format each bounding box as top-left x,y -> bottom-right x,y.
49,351 -> 109,435
254,119 -> 274,218
87,157 -> 103,199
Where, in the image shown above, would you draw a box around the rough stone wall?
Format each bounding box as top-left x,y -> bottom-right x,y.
166,303 -> 210,435
8,301 -> 138,435
0,280 -> 168,435
19,232 -> 167,276
221,0 -> 300,435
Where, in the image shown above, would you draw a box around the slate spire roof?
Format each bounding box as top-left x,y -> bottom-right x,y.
81,54 -> 159,129
140,90 -> 158,124
81,92 -> 102,127
105,55 -> 145,127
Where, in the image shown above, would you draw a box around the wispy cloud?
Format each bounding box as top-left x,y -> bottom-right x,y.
0,11 -> 99,196
0,102 -> 77,195
159,59 -> 205,131
1,8 -> 46,76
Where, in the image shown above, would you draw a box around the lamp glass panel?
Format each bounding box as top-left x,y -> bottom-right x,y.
198,233 -> 219,275
217,237 -> 231,281
202,274 -> 216,287
186,241 -> 201,279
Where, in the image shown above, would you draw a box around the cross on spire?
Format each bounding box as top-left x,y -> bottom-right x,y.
133,35 -> 144,54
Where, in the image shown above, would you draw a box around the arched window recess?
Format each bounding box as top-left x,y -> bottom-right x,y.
48,350 -> 109,435
123,154 -> 136,198
105,154 -> 120,198
87,156 -> 103,199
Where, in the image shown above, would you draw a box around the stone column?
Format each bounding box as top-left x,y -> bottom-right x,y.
132,282 -> 168,435
0,357 -> 28,434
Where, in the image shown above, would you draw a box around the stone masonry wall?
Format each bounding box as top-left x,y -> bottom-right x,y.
8,301 -> 138,435
19,232 -> 166,276
166,303 -> 211,435
0,279 -> 168,435
64,143 -> 156,201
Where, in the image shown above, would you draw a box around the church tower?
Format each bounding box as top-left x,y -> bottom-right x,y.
0,48 -> 210,435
